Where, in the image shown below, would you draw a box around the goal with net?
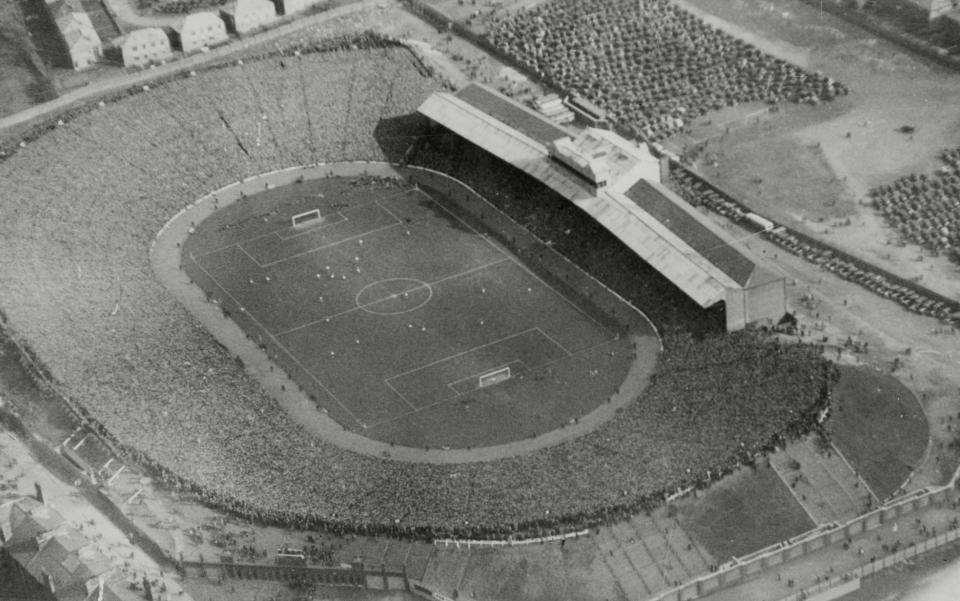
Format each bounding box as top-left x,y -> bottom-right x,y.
478,366 -> 511,388
291,208 -> 322,228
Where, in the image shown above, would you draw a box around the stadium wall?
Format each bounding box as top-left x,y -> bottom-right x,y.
724,278 -> 788,331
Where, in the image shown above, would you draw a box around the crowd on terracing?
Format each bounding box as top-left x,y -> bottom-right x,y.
870,147 -> 960,266
483,0 -> 847,141
0,30 -> 834,541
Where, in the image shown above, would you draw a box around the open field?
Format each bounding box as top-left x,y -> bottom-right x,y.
184,177 -> 633,448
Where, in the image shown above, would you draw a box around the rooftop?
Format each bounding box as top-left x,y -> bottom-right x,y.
455,84 -> 571,146
623,179 -> 756,286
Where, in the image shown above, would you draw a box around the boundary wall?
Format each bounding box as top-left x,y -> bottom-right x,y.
650,484 -> 959,601
777,529 -> 960,601
182,559 -> 410,590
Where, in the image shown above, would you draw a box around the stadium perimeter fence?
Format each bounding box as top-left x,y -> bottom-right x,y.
649,484 -> 960,601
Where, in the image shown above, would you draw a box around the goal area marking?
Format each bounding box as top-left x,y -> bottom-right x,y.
291,208 -> 322,228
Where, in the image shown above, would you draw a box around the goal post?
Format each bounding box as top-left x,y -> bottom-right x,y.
291,208 -> 322,228
478,366 -> 511,388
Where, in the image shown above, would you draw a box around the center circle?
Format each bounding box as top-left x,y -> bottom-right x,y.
355,278 -> 433,315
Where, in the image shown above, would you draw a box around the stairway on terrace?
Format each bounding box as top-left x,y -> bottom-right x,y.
769,435 -> 877,525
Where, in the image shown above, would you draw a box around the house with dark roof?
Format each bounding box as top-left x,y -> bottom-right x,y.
0,497 -> 135,601
48,0 -> 102,70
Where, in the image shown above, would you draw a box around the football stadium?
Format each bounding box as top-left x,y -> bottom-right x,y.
0,21 -> 842,545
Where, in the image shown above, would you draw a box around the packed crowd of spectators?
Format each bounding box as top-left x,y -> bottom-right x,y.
482,0 -> 848,141
870,147 -> 960,265
0,33 -> 832,541
669,165 -> 960,325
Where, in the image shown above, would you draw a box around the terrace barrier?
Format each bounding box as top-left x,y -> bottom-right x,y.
434,529 -> 589,549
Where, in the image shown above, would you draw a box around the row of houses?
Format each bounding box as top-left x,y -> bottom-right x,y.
1,495 -> 141,601
54,0 -> 327,71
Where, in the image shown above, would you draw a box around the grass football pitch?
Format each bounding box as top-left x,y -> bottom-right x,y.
184,177 -> 638,449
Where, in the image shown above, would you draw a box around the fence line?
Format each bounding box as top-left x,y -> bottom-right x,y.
776,527 -> 960,601
650,484 -> 959,601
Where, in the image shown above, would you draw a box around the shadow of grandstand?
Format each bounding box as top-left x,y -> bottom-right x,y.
376,113 -> 726,336
373,113 -> 433,166
15,0 -> 72,69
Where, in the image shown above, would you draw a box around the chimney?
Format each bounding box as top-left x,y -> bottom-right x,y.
34,482 -> 44,505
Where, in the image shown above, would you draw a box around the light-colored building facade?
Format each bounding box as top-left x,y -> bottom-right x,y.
174,12 -> 228,54
53,9 -> 102,70
220,0 -> 277,34
121,27 -> 173,68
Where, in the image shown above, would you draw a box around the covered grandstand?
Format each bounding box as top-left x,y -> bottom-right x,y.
417,84 -> 785,331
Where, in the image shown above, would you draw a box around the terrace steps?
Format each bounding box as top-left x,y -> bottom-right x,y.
769,436 -> 873,525
635,511 -> 713,581
594,526 -> 652,596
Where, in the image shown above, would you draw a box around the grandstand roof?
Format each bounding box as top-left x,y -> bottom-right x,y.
418,85 -> 780,309
454,83 -> 572,146
418,91 -> 592,203
624,179 -> 755,286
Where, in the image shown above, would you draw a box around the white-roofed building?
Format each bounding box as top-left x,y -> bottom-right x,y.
418,84 -> 786,331
220,0 -> 277,34
120,27 -> 173,68
54,10 -> 101,70
170,12 -> 228,54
